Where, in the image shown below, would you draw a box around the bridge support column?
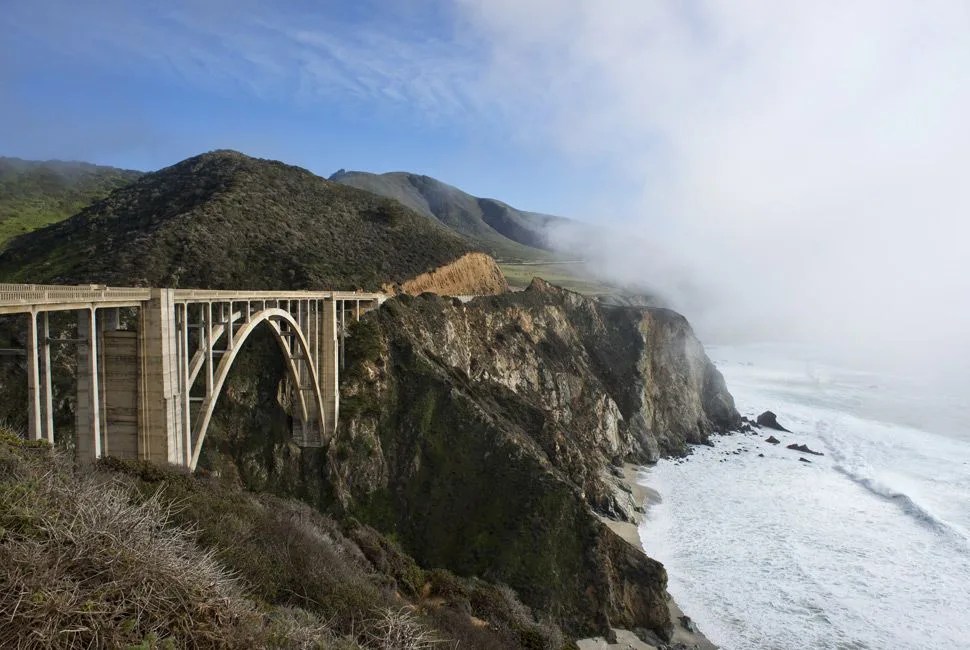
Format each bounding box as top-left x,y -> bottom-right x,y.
137,289 -> 185,465
26,311 -> 42,441
320,298 -> 339,434
75,308 -> 102,463
39,312 -> 54,443
339,301 -> 346,370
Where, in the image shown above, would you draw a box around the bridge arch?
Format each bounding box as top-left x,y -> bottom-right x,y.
188,308 -> 326,470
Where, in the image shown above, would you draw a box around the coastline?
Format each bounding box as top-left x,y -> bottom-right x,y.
579,464 -> 717,650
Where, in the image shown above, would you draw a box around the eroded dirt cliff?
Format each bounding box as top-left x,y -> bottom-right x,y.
383,251 -> 509,296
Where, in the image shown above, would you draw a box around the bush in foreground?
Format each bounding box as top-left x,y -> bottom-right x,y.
0,431 -> 345,649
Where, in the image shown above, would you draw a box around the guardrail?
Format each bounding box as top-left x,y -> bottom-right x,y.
172,289 -> 384,302
0,283 -> 152,306
0,284 -> 385,313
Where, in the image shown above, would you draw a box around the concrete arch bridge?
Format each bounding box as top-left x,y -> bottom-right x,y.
0,284 -> 384,470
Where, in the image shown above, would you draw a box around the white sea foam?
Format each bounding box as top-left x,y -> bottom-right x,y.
638,344 -> 970,649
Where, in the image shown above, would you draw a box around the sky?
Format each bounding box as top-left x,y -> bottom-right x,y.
3,1 -> 970,377
0,0 -> 620,216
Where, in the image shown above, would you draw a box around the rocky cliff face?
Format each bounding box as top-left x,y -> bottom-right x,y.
314,279 -> 739,639
384,251 -> 509,296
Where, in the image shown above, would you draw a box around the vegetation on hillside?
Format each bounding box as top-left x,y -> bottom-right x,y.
0,430 -> 568,649
330,170 -> 569,262
0,157 -> 141,248
0,151 -> 474,290
498,261 -> 617,295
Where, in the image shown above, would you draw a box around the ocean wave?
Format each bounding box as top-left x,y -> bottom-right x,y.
831,464 -> 968,547
810,415 -> 968,546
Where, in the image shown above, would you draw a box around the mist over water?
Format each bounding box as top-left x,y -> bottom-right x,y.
464,1 -> 970,381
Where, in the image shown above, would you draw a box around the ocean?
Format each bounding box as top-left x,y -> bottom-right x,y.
638,343 -> 970,649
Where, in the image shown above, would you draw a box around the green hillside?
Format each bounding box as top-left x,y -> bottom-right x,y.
330,169 -> 571,262
0,157 -> 141,248
0,151 -> 474,289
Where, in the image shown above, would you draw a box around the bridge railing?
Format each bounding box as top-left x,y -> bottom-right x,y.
172,289 -> 385,303
0,283 -> 152,310
0,283 -> 386,313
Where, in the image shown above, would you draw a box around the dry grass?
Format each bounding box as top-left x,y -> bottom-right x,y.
0,432 -> 344,649
360,608 -> 443,650
0,442 -> 250,648
0,429 -> 570,649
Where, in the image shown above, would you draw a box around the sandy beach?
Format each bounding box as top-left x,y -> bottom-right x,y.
579,464 -> 716,650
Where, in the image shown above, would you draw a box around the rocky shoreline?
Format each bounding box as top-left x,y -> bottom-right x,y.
579,464 -> 718,650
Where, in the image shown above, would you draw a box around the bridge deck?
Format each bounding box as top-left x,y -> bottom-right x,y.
0,283 -> 383,315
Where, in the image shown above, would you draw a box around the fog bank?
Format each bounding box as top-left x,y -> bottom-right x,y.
461,1 -> 970,379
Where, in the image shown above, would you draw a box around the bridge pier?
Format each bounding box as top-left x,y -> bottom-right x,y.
321,298 -> 339,435
25,311 -> 42,441
101,327 -> 139,459
138,289 -> 185,464
75,308 -> 102,463
39,312 -> 54,443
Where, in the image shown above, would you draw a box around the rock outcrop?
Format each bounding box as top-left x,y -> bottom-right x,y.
787,443 -> 824,456
316,279 -> 739,639
757,410 -> 790,432
384,251 -> 509,296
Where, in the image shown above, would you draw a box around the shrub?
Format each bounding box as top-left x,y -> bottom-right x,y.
427,569 -> 469,602
0,441 -> 348,649
0,454 -> 259,647
359,607 -> 441,650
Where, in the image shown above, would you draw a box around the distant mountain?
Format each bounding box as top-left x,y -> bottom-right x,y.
0,157 -> 142,248
0,150 -> 474,290
329,170 -> 573,261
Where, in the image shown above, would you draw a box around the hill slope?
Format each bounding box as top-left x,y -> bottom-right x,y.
0,157 -> 141,248
330,169 -> 572,261
0,151 -> 475,290
1,431 -> 567,649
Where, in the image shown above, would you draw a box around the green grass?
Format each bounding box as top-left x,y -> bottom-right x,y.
499,262 -> 616,295
0,204 -> 82,247
331,171 -> 564,263
0,157 -> 141,249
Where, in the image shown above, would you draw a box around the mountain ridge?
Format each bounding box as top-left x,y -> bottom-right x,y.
0,150 -> 475,290
330,169 -> 574,261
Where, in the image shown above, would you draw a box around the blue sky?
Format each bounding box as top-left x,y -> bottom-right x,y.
0,0 -> 616,216
3,0 -> 969,364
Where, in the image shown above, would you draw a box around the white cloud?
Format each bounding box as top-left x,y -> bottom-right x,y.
458,0 -> 970,377
2,0 -> 483,121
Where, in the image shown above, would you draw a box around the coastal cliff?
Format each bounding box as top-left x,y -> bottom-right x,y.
325,279 -> 736,638
198,278 -> 738,640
